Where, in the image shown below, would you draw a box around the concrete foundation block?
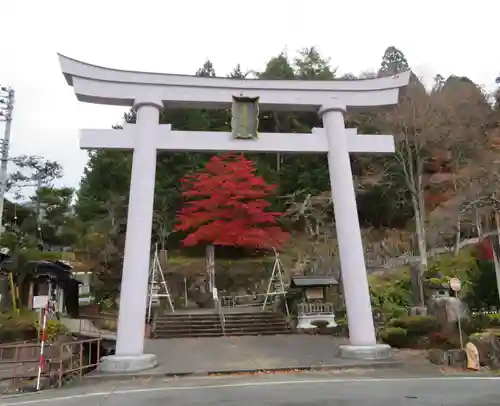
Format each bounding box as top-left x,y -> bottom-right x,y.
100,354 -> 158,373
339,344 -> 392,360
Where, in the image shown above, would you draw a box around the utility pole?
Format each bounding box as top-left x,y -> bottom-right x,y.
0,86 -> 15,236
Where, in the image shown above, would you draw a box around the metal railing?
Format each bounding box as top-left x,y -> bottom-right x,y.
0,340 -> 38,362
221,293 -> 276,308
0,337 -> 102,393
0,340 -> 48,392
215,298 -> 226,336
55,338 -> 101,384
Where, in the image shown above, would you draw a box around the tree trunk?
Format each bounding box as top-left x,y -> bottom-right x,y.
412,194 -> 428,267
452,174 -> 461,256
413,209 -> 427,305
205,244 -> 215,293
412,187 -> 427,306
493,213 -> 500,303
476,210 -> 483,237
454,217 -> 461,256
415,157 -> 428,305
409,263 -> 422,306
416,157 -> 428,264
402,138 -> 427,286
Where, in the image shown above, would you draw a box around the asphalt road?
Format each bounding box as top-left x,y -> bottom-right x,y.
1,371 -> 499,406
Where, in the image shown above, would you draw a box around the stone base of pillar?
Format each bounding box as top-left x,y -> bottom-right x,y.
100,354 -> 158,373
339,344 -> 392,360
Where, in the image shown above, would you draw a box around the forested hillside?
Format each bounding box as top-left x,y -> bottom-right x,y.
4,45 -> 500,303
77,46 -> 498,248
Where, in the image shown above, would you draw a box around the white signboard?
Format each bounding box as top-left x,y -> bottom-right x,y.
33,295 -> 49,309
212,287 -> 219,301
449,278 -> 461,292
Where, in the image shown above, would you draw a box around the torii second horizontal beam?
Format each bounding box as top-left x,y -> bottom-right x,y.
80,125 -> 395,154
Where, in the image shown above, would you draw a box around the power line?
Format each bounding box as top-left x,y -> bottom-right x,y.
0,86 -> 15,236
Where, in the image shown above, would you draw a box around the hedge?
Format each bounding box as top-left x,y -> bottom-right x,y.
388,315 -> 440,336
380,327 -> 408,348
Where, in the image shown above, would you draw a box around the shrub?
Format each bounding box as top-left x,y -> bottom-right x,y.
0,314 -> 38,343
331,318 -> 348,337
369,273 -> 411,320
427,249 -> 478,282
467,260 -> 498,308
387,305 -> 408,319
428,331 -> 461,350
462,313 -> 489,335
0,325 -> 38,342
388,318 -> 405,329
336,318 -> 349,330
0,312 -> 68,343
488,314 -> 500,327
380,327 -> 408,348
44,320 -> 68,342
388,315 -> 439,336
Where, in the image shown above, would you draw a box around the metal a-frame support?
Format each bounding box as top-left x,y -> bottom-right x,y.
206,244 -> 215,293
262,248 -> 289,316
147,245 -> 174,321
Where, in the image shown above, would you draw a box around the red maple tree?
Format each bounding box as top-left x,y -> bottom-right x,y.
175,153 -> 289,249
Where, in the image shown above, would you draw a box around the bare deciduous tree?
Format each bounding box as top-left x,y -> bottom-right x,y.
429,77 -> 493,252
379,79 -> 440,304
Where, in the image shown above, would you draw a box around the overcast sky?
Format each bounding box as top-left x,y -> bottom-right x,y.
1,0 -> 499,193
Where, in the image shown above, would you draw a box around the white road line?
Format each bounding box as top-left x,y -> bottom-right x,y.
2,376 -> 500,405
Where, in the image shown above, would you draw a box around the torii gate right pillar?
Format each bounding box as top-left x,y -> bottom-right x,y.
320,102 -> 390,359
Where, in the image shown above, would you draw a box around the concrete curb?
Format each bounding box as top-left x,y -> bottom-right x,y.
84,360 -> 403,381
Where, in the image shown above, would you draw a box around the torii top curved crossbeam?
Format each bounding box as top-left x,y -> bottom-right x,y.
58,54 -> 410,111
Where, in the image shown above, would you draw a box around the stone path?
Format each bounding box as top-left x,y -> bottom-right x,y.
91,335 -> 400,378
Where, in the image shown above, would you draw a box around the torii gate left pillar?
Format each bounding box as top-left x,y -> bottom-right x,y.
58,54 -> 409,372
113,100 -> 162,369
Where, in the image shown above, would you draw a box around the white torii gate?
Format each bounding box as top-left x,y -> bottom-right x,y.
59,54 -> 410,372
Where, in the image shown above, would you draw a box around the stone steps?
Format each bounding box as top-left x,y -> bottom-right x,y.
154,311 -> 290,339
156,320 -> 286,326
